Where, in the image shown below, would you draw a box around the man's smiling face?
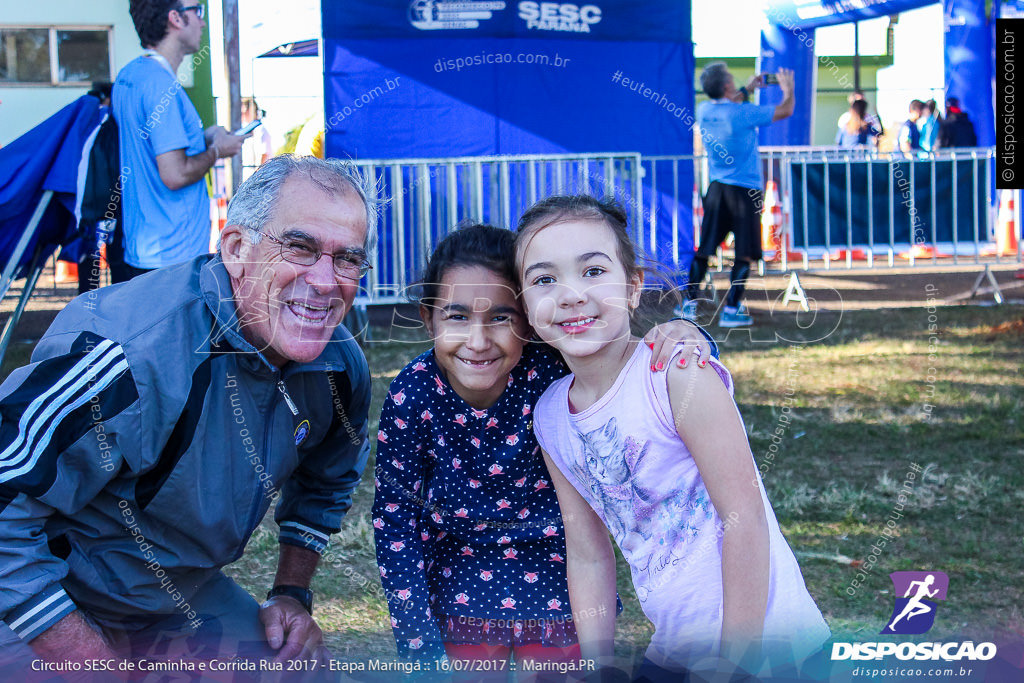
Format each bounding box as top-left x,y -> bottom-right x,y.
221,174 -> 367,366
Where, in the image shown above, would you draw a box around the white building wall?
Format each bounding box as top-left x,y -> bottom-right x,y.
0,0 -> 143,145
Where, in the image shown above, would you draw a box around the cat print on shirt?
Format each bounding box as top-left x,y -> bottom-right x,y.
572,417 -> 713,579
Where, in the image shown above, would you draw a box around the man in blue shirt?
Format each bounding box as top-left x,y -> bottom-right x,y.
683,63 -> 794,328
898,100 -> 924,155
113,0 -> 244,282
918,99 -> 939,153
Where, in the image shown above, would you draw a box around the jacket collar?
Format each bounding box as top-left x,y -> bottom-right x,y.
198,255 -> 350,372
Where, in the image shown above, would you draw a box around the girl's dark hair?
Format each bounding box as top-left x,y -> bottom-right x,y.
514,195 -> 639,280
846,99 -> 868,132
87,81 -> 113,101
130,0 -> 179,48
416,222 -> 517,308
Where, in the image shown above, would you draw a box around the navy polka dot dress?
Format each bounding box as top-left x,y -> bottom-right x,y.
372,344 -> 576,660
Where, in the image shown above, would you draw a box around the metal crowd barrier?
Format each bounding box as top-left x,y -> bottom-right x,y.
760,147 -> 1008,271
349,147 -> 1014,307
352,152 -> 643,303
644,147 -> 1011,270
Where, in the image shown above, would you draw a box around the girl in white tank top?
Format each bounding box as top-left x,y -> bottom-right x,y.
514,196 -> 830,680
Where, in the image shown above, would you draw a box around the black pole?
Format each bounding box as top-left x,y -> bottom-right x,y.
853,21 -> 861,93
223,0 -> 241,194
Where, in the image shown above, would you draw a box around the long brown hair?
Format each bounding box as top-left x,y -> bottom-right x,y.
845,99 -> 868,134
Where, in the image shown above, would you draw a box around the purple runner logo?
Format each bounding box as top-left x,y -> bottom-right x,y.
881,571 -> 949,635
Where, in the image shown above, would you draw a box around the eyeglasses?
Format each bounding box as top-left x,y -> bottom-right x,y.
249,227 -> 372,280
176,4 -> 204,19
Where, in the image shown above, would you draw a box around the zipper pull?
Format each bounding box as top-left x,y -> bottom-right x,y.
277,380 -> 299,416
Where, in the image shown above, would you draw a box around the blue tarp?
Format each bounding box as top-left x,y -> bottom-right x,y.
790,159 -> 987,248
322,1 -> 692,159
0,95 -> 101,277
321,0 -> 696,280
763,0 -> 936,30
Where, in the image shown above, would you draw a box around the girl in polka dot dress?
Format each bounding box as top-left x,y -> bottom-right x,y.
372,224 -> 716,673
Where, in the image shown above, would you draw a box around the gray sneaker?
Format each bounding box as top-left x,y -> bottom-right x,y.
719,308 -> 753,328
674,300 -> 699,322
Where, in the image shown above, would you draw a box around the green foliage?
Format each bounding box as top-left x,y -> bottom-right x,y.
276,121 -> 307,157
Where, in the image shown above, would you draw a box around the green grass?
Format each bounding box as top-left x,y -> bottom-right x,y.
5,304 -> 1022,662
223,304 -> 1024,661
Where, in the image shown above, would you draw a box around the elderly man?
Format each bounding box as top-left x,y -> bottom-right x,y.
683,63 -> 795,328
0,156 -> 373,672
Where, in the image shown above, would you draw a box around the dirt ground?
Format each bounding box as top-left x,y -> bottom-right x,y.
2,257 -> 1022,353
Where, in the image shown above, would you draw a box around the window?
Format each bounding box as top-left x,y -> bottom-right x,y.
0,29 -> 49,83
0,27 -> 112,85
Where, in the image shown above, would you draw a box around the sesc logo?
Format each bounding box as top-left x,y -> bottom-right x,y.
882,571 -> 948,635
517,2 -> 602,32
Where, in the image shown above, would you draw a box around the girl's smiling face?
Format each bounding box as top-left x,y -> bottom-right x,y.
518,219 -> 641,359
421,265 -> 530,409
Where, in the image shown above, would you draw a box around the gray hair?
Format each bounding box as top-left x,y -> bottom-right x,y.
223,154 -> 378,256
700,62 -> 731,100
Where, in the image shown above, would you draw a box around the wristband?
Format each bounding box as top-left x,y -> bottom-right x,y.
738,86 -> 749,100
266,585 -> 313,614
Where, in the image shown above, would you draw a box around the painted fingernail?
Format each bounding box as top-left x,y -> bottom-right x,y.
650,364 -> 656,371
647,341 -> 654,349
699,360 -> 707,368
656,362 -> 664,370
679,359 -> 687,368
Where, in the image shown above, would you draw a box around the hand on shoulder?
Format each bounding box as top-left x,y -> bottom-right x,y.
664,356 -> 730,420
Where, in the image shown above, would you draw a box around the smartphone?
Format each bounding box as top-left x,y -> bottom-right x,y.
233,120 -> 262,136
762,73 -> 779,85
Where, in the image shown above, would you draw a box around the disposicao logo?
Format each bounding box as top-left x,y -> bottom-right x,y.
881,571 -> 948,635
831,570 -> 997,663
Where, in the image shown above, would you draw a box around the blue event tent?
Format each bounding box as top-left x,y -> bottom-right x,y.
321,1 -> 694,160
759,0 -> 995,147
320,0 -> 696,280
0,94 -> 103,361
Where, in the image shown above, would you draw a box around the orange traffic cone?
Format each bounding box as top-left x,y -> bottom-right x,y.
692,183 -> 703,245
761,180 -> 782,259
830,248 -> 869,261
996,189 -> 1019,256
899,244 -> 950,260
209,197 -> 229,252
981,190 -> 1019,256
55,260 -> 78,283
218,197 -> 228,232
761,181 -> 805,262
